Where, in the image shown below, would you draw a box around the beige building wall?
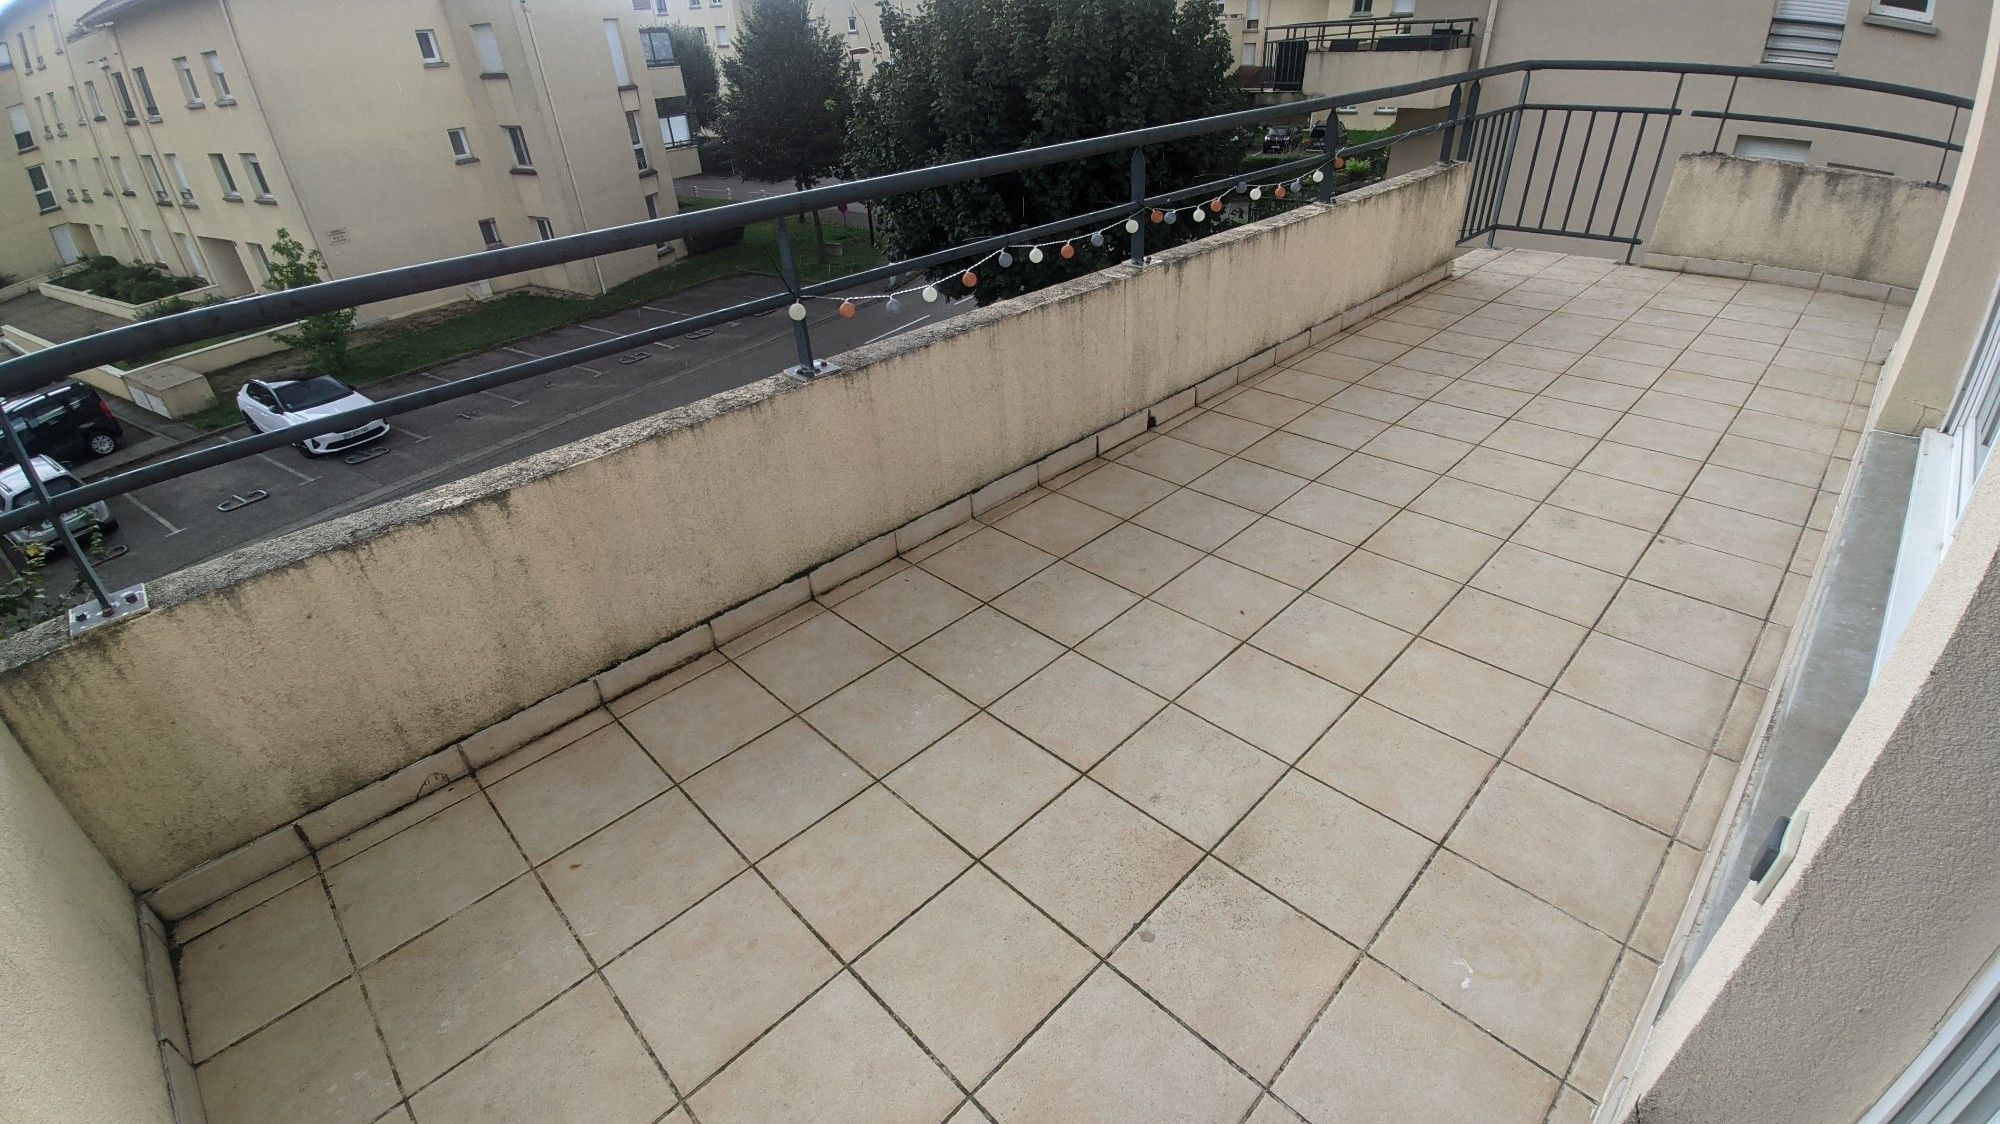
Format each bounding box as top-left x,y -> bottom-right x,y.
808,0 -> 910,83
0,55 -> 68,280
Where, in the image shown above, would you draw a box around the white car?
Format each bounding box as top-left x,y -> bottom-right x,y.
237,374 -> 390,456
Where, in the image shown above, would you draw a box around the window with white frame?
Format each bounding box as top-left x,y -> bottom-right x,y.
202,51 -> 233,102
503,125 -> 533,169
246,241 -> 271,284
109,71 -> 138,121
175,231 -> 207,280
84,80 -> 103,119
139,228 -> 163,263
534,215 -> 556,240
7,104 -> 30,152
644,191 -> 667,250
715,24 -> 730,46
174,56 -> 203,105
641,26 -> 675,67
69,87 -> 85,126
471,23 -> 505,75
131,67 -> 160,117
604,18 -> 632,86
1246,0 -> 1261,28
847,14 -> 859,33
415,28 -> 444,64
0,40 -> 11,70
141,154 -> 167,201
209,153 -> 239,198
165,152 -> 194,203
111,155 -> 132,193
1871,0 -> 1934,21
687,0 -> 700,9
478,217 -> 502,248
447,127 -> 474,162
1241,44 -> 1254,66
44,94 -> 63,136
626,109 -> 650,171
26,164 -> 54,211
241,152 -> 273,199
69,158 -> 84,199
92,157 -> 110,193
656,96 -> 692,146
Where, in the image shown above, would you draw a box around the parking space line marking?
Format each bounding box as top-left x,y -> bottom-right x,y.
120,493 -> 183,536
418,370 -> 527,407
861,314 -> 933,347
575,323 -> 621,336
256,453 -> 318,484
642,305 -> 687,316
503,345 -> 603,376
395,423 -> 433,443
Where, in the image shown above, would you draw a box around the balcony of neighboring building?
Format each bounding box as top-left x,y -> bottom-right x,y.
1243,15 -> 1479,116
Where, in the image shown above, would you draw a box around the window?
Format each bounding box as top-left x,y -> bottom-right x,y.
1245,0 -> 1261,28
141,154 -> 168,201
1241,44 -> 1254,66
202,51 -> 233,102
657,97 -> 693,146
694,26 -> 709,44
209,153 -> 239,198
26,25 -> 40,64
44,94 -> 63,135
471,23 -> 504,75
1352,0 -> 1374,11
447,127 -> 474,162
641,26 -> 675,67
478,217 -> 502,248
69,87 -> 86,127
139,228 -> 163,263
92,157 -> 110,193
131,68 -> 160,118
715,24 -> 730,47
241,153 -> 273,199
246,241 -> 271,283
644,191 -> 667,250
165,153 -> 194,203
84,80 -> 103,119
175,232 -> 207,280
1764,0 -> 1846,68
69,160 -> 84,198
847,14 -> 859,33
111,156 -> 132,193
174,56 -> 203,106
503,125 -> 533,169
415,28 -> 443,64
626,109 -> 650,172
27,165 -> 55,211
0,41 -> 11,70
28,97 -> 47,137
1734,134 -> 1812,163
7,104 -> 30,152
1872,0 -> 1934,21
604,18 -> 632,86
687,0 -> 701,9
110,72 -> 138,122
533,216 -> 556,240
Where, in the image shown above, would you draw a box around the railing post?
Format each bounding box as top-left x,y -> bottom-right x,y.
0,405 -> 116,618
1440,82 -> 1464,163
1128,149 -> 1146,267
1457,80 -> 1482,161
1711,75 -> 1738,153
775,216 -> 817,378
1485,71 -> 1532,247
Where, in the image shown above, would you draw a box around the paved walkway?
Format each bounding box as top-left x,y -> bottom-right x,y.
0,290 -> 124,343
167,249 -> 1890,1124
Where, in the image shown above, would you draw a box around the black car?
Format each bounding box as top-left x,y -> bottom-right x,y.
1262,125 -> 1301,153
5,381 -> 125,462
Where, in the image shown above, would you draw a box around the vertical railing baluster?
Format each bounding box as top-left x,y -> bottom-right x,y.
1440,83 -> 1463,164
0,405 -> 115,617
1627,73 -> 1688,261
1712,75 -> 1738,153
1561,110 -> 1599,232
1485,71 -> 1531,245
1128,150 -> 1147,266
1938,105 -> 1960,186
1584,112 -> 1624,238
1537,108 -> 1573,230
775,217 -> 817,377
1514,105 -> 1550,229
1457,80 -> 1482,161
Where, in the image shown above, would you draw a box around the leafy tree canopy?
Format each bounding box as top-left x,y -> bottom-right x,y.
847,0 -> 1242,302
666,24 -> 719,133
716,0 -> 856,191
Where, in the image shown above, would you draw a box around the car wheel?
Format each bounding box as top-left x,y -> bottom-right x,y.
87,433 -> 118,456
100,519 -> 118,534
296,442 -> 317,458
242,417 -> 259,433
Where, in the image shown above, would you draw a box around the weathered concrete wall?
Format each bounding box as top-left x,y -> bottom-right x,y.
1649,153 -> 1947,290
0,163 -> 1471,889
0,717 -> 173,1124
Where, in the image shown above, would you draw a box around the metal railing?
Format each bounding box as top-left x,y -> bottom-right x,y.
0,58 -> 1971,632
1258,17 -> 1478,93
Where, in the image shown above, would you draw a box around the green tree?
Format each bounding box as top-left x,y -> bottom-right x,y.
715,0 -> 856,250
666,24 -> 719,133
265,229 -> 355,372
847,0 -> 1242,303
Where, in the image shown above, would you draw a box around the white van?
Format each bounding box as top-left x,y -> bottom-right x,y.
0,455 -> 116,553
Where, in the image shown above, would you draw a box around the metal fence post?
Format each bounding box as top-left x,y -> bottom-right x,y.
1128,150 -> 1147,267
0,406 -> 116,617
1457,80 -> 1482,161
1440,83 -> 1464,163
775,217 -> 817,377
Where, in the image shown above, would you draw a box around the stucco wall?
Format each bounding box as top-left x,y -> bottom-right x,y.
0,717 -> 172,1124
1649,153 -> 1947,290
0,162 -> 1470,890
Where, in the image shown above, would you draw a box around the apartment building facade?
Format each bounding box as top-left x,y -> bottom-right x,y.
0,0 -> 691,319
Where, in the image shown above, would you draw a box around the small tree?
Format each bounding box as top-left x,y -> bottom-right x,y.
715,0 -> 855,251
667,25 -> 719,134
265,228 -> 355,372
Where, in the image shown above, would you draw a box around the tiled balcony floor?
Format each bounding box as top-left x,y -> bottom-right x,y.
173,248 -> 1892,1124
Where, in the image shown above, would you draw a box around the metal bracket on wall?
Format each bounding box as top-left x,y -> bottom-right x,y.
67,583 -> 147,636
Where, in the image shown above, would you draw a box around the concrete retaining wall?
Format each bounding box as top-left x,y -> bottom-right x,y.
0,162 -> 1471,890
37,279 -> 223,321
1649,153 -> 1948,291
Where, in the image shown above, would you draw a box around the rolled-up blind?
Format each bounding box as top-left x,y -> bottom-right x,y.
1764,0 -> 1847,68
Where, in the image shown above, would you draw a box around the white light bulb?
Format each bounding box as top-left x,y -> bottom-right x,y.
1089,231 -> 1105,247
997,250 -> 1014,268
921,285 -> 939,303
1191,207 -> 1206,223
885,296 -> 902,313
1250,187 -> 1262,200
1124,219 -> 1140,234
1029,246 -> 1045,263
1311,169 -> 1325,183
787,302 -> 807,321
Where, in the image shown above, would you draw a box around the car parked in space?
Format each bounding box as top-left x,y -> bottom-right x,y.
237,374 -> 390,456
1261,124 -> 1301,153
4,381 -> 125,462
0,454 -> 116,554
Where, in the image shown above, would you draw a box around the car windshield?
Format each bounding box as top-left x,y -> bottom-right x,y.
273,376 -> 354,412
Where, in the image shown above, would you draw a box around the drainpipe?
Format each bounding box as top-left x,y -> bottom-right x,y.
1478,0 -> 1501,67
520,0 -> 610,296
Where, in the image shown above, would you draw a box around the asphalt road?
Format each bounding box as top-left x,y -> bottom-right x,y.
28,272 -> 966,609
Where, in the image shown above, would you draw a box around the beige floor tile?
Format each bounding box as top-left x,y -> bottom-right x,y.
735,610 -> 892,710
1113,860 -> 1357,1079
1269,480 -> 1400,545
1516,395 -> 1620,439
407,979 -> 671,1124
1570,952 -> 1657,1099
1091,706 -> 1285,847
1133,488 -> 1261,551
1685,463 -> 1816,524
1360,426 -> 1474,475
1631,388 -> 1738,433
1216,772 -> 1432,943
1597,581 -> 1763,679
1576,441 -> 1701,493
993,492 -> 1123,556
681,719 -> 870,859
980,969 -> 1260,1124
1250,592 -> 1411,693
1606,413 -> 1720,461
1631,843 -> 1702,961
1182,645 -> 1354,761
1068,522 -> 1205,594
364,877 -> 591,1086
991,560 -> 1140,646
1708,432 -> 1829,488
887,713 -> 1076,854
1365,510 -> 1502,583
1404,400 -> 1507,444
987,780 -> 1201,954
990,652 -> 1166,769
762,787 -> 970,958
1171,409 -> 1275,455
1679,755 -> 1740,844
1213,386 -> 1317,427
919,525 -> 1059,600
1512,506 -> 1654,576
486,724 -> 668,863
802,658 -> 977,776
907,606 -> 1065,706
1470,543 -> 1621,626
1319,451 -> 1438,506
1189,458 -> 1312,513
858,867 -> 1094,1086
1557,633 -> 1736,749
1290,347 -> 1385,382
180,879 -> 351,1063
1543,373 -> 1642,411
1508,694 -> 1705,836
540,789 -> 746,960
1410,477 -> 1537,539
1373,851 -> 1620,1072
690,973 -> 960,1124
831,567 -> 982,651
1239,430 -> 1349,478
1332,384 -> 1424,423
1483,419 -> 1597,467
1078,600 -> 1237,697
1547,471 -> 1679,533
1300,699 -> 1494,840
1154,555 -> 1299,640
1215,516 -> 1352,590
1283,404 -> 1391,449
1424,587 -> 1587,686
1273,959 -> 1558,1124
606,873 -> 840,1087
1449,446 -> 1569,500
1115,435 -> 1229,485
1061,460 -> 1179,518
324,793 -> 528,964
1465,359 -> 1560,396
1660,498 -> 1801,569
1310,548 -> 1460,632
194,980 -> 399,1124
1433,379 -> 1534,418
1449,764 -> 1669,936
1367,640 -> 1545,753
620,663 -> 791,780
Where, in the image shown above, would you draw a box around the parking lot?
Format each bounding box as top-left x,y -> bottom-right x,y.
21,273 -> 966,611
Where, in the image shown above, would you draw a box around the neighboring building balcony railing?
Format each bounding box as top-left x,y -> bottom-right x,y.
1255,17 -> 1479,93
